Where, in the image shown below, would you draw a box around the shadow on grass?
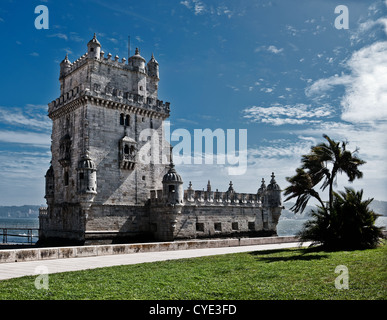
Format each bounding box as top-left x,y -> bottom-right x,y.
248,247 -> 329,263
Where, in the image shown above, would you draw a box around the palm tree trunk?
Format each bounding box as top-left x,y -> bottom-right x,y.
328,167 -> 337,214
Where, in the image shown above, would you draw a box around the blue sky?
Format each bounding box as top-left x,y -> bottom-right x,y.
0,0 -> 386,205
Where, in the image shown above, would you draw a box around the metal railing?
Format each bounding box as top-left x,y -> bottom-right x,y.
0,228 -> 39,244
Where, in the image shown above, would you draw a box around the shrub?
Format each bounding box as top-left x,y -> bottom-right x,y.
297,188 -> 384,250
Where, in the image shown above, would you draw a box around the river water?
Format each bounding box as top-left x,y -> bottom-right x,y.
0,216 -> 386,244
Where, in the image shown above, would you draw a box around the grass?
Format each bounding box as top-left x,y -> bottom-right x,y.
0,242 -> 386,300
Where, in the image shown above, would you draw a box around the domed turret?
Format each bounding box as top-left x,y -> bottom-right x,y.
87,33 -> 101,60
77,152 -> 97,195
266,172 -> 281,206
162,162 -> 184,204
147,53 -> 159,78
257,178 -> 266,203
129,47 -> 146,71
59,53 -> 71,79
267,172 -> 280,191
162,162 -> 183,183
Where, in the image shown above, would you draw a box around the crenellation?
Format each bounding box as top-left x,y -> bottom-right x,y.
48,89 -> 170,120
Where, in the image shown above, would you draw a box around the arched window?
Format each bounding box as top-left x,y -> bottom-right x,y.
120,113 -> 124,125
150,119 -> 153,129
125,115 -> 130,126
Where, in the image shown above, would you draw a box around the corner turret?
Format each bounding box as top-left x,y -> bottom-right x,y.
266,172 -> 281,207
59,54 -> 71,79
77,152 -> 97,210
87,33 -> 101,60
147,53 -> 159,79
162,162 -> 184,204
129,48 -> 146,72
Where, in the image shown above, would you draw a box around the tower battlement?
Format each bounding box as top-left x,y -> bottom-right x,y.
59,48 -> 154,79
48,87 -> 170,119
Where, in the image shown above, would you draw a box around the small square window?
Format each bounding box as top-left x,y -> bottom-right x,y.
248,222 -> 255,230
214,223 -> 222,232
196,223 -> 204,232
232,222 -> 238,231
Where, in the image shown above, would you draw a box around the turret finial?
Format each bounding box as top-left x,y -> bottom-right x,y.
228,181 -> 234,193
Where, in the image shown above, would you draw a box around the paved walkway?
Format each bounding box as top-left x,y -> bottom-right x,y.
0,242 -> 306,281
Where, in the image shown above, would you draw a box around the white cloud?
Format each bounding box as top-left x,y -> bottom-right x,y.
180,0 -> 238,18
261,88 -> 273,93
180,0 -> 205,15
255,45 -> 284,54
193,0 -> 205,15
135,36 -> 144,43
180,1 -> 191,9
0,151 -> 50,205
243,103 -> 334,126
0,130 -> 50,147
227,85 -> 239,92
341,41 -> 387,123
47,33 -> 68,41
306,18 -> 387,123
69,32 -> 84,42
0,105 -> 51,131
107,37 -> 118,44
216,6 -> 233,18
267,45 -> 283,54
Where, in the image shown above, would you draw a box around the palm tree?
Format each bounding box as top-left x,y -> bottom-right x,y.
332,188 -> 383,249
297,188 -> 384,249
283,168 -> 326,214
284,134 -> 366,214
284,134 -> 384,249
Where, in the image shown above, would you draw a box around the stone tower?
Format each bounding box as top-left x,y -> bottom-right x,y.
39,34 -> 283,245
39,34 -> 170,245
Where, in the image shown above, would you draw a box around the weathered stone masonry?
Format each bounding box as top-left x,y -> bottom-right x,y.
39,34 -> 283,245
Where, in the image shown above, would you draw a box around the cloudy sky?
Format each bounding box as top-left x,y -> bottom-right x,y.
0,0 -> 386,205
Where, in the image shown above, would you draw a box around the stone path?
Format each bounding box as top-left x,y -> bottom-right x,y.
0,242 -> 307,280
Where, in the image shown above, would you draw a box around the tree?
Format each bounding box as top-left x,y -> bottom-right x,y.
297,188 -> 383,249
284,134 -> 366,215
284,134 -> 383,249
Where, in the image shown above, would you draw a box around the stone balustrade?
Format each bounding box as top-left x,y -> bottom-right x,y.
150,189 -> 262,206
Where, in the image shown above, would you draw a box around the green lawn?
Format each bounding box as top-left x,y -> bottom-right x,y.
0,243 -> 386,300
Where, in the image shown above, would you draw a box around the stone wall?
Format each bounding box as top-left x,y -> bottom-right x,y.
0,236 -> 300,264
149,203 -> 281,242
